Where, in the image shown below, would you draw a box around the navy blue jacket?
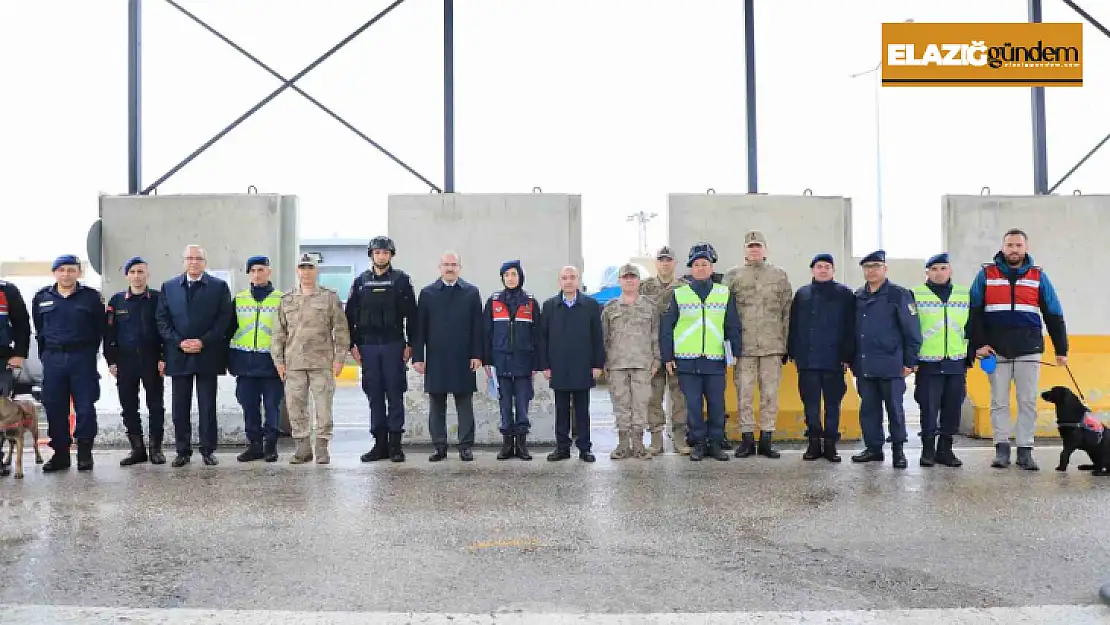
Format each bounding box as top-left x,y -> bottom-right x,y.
659,278 -> 742,376
969,252 -> 1067,359
0,280 -> 32,361
851,279 -> 923,379
412,278 -> 484,394
104,288 -> 164,366
31,282 -> 105,356
344,266 -> 418,347
537,292 -> 605,391
484,289 -> 542,378
156,272 -> 234,376
788,279 -> 855,371
227,283 -> 281,378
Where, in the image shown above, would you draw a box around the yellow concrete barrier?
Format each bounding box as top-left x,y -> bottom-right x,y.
965,335 -> 1110,439
723,361 -> 863,442
337,364 -> 360,382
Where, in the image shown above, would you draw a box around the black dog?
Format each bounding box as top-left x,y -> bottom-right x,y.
1040,386 -> 1110,476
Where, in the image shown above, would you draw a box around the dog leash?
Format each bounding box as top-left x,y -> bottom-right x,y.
1037,361 -> 1086,402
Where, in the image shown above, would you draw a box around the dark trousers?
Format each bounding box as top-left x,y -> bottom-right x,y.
678,373 -> 726,444
555,389 -> 591,452
914,373 -> 966,438
115,349 -> 164,441
171,374 -> 219,456
0,368 -> 11,397
41,348 -> 100,450
798,369 -> 846,440
857,376 -> 908,450
498,376 -> 533,435
236,375 -> 284,446
428,392 -> 475,448
360,341 -> 406,434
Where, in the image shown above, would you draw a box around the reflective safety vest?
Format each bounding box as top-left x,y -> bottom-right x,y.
673,284 -> 729,360
911,284 -> 969,362
230,289 -> 283,353
983,264 -> 1043,328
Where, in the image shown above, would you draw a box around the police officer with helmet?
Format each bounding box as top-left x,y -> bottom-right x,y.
346,236 -> 418,463
32,254 -> 106,473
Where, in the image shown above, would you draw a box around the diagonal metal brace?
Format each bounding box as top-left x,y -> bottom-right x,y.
1060,0 -> 1110,39
163,0 -> 439,193
143,0 -> 409,195
1048,130 -> 1110,194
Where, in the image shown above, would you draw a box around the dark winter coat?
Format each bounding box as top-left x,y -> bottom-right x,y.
537,292 -> 605,391
412,278 -> 484,394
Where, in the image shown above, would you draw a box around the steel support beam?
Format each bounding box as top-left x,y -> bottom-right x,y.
444,0 -> 455,193
1061,0 -> 1110,38
142,0 -> 407,195
743,0 -> 758,193
1029,0 -> 1049,195
127,0 -> 142,195
162,0 -> 438,192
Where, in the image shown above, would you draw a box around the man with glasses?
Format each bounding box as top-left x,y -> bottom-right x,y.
156,244 -> 234,467
850,250 -> 922,469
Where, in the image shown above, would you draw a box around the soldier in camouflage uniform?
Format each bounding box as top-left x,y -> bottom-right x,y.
271,253 -> 351,465
638,245 -> 690,455
724,230 -> 793,459
602,264 -> 660,460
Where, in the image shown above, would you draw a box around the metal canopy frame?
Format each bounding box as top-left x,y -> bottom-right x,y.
124,1 -> 1102,198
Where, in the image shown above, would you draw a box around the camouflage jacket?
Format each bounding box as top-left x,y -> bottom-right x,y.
601,295 -> 660,370
724,260 -> 792,356
272,285 -> 350,371
638,274 -> 687,317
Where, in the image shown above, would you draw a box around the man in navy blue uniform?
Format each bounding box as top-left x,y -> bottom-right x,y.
156,245 -> 235,468
787,253 -> 855,463
0,277 -> 32,473
346,236 -> 418,463
485,260 -> 543,461
32,254 -> 105,473
849,250 -> 922,469
105,256 -> 166,466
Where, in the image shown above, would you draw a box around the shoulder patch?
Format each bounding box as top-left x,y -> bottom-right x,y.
907,301 -> 917,316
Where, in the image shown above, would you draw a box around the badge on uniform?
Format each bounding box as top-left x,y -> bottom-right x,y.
907,302 -> 917,316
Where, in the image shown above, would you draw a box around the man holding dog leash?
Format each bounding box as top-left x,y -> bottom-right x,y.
970,228 -> 1068,471
0,277 -> 32,473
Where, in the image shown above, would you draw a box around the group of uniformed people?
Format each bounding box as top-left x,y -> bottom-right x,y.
0,227 -> 1067,474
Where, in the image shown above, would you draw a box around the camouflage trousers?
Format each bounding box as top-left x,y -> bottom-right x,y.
285,369 -> 336,440
648,366 -> 686,433
735,355 -> 783,433
609,368 -> 652,430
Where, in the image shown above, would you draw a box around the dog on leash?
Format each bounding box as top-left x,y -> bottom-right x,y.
0,395 -> 42,479
1040,385 -> 1110,476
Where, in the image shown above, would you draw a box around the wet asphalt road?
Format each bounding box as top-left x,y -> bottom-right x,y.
2,441 -> 1109,615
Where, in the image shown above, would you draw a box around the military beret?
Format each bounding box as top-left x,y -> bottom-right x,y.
123,256 -> 146,275
52,254 -> 80,271
810,253 -> 834,268
859,250 -> 886,265
246,255 -> 270,272
926,253 -> 950,268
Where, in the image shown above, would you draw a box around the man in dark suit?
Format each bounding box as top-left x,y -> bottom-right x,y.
538,265 -> 604,462
411,251 -> 484,462
155,244 -> 234,467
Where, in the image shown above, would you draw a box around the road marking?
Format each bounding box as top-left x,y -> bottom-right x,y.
466,537 -> 543,550
1,604 -> 1108,624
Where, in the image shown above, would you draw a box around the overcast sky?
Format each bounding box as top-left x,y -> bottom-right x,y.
1,0 -> 1106,289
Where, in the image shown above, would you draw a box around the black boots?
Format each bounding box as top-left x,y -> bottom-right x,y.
429,446 -> 448,462
851,447 -> 884,463
149,434 -> 166,465
802,437 -> 823,461
1015,446 -> 1039,471
515,433 -> 532,461
919,436 -> 936,467
991,442 -> 1011,468
43,445 -> 71,473
497,434 -> 515,460
263,438 -> 279,463
706,440 -> 730,461
734,432 -> 756,458
891,442 -> 908,469
76,439 -> 94,471
935,435 -> 962,467
388,432 -> 405,462
120,434 -> 149,466
237,440 -> 265,463
361,434 -> 390,462
823,438 -> 841,462
547,447 -> 572,462
757,431 -> 780,458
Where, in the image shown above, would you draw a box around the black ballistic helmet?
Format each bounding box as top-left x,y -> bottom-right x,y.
369,236 -> 396,256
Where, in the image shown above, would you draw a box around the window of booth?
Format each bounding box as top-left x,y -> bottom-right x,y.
318,265 -> 354,300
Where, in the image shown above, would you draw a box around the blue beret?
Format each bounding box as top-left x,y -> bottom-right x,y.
810,253 -> 834,268
859,250 -> 886,265
246,255 -> 270,272
52,254 -> 80,271
123,256 -> 146,275
499,260 -> 522,275
926,253 -> 950,268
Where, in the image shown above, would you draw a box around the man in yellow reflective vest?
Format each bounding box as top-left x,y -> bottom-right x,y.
660,242 -> 742,462
911,253 -> 968,468
228,256 -> 285,463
